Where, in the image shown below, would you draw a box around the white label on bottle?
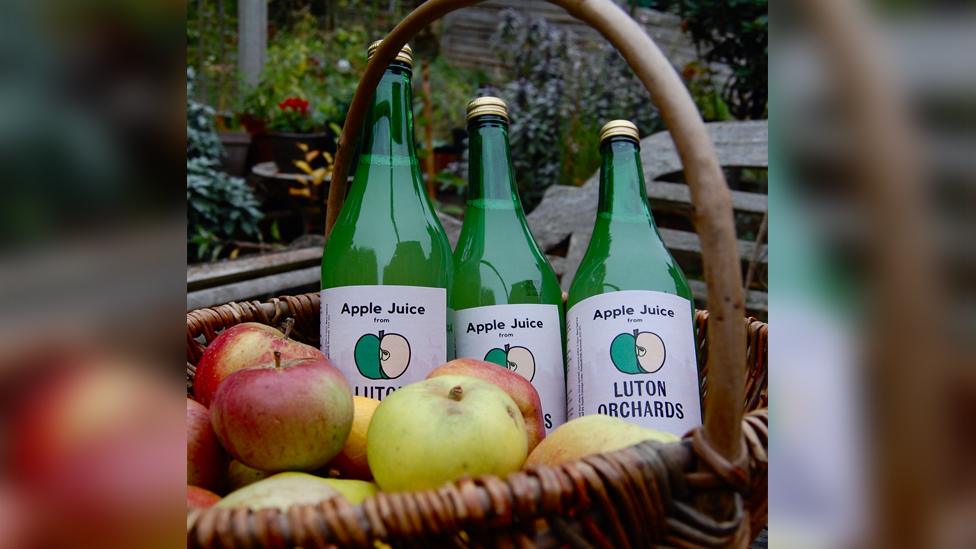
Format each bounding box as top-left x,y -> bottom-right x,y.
566,290 -> 701,437
320,285 -> 446,400
452,304 -> 566,433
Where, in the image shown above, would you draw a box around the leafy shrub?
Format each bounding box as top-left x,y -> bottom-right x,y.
491,10 -> 661,209
666,0 -> 768,119
187,68 -> 263,261
241,11 -> 369,130
421,56 -> 486,145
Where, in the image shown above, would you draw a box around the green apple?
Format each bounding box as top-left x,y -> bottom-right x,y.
427,359 -> 546,453
319,478 -> 378,505
354,330 -> 411,380
227,459 -> 270,490
367,375 -> 528,492
217,473 -> 378,510
483,344 -> 536,382
216,472 -> 341,511
525,414 -> 678,467
610,329 -> 666,374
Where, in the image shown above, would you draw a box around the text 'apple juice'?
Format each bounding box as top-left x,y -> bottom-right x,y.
320,42 -> 452,400
450,97 -> 566,433
565,120 -> 702,436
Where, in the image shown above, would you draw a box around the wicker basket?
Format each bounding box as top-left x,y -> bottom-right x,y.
186,296 -> 767,548
187,0 -> 768,546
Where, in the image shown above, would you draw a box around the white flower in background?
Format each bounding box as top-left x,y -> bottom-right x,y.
336,59 -> 351,72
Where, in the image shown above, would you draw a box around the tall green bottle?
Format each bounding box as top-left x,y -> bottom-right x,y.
321,42 -> 452,400
451,97 -> 566,432
566,120 -> 701,436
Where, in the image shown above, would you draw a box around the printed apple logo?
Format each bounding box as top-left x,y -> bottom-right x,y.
484,344 -> 536,382
610,329 -> 665,374
354,330 -> 411,380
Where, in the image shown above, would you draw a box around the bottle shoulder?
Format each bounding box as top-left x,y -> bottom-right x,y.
568,243 -> 692,307
451,247 -> 561,309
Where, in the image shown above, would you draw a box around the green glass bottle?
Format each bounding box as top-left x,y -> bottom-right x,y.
566,120 -> 701,436
321,42 -> 452,400
451,97 -> 566,432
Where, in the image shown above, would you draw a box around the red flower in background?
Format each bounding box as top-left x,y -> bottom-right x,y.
277,97 -> 309,115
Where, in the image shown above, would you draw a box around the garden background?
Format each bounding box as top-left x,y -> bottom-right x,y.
186,0 -> 768,316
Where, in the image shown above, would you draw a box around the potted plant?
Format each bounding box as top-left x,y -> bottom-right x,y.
264,96 -> 336,174
237,12 -> 356,174
215,113 -> 253,177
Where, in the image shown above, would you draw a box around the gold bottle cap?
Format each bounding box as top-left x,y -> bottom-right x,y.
599,120 -> 640,143
466,96 -> 509,122
367,40 -> 413,67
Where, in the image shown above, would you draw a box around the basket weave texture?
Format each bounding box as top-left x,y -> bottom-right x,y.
186,293 -> 768,548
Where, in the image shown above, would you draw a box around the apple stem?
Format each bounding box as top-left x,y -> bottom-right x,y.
504,344 -> 510,352
634,329 -> 639,337
282,318 -> 295,339
273,351 -> 282,369
448,385 -> 463,401
378,330 -> 384,340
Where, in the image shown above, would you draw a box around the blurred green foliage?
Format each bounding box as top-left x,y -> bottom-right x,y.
186,0 -> 764,233
241,10 -> 367,132
664,0 -> 768,119
419,56 -> 486,145
187,0 -> 239,118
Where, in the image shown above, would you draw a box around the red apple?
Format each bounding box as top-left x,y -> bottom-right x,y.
211,354 -> 354,472
186,397 -> 226,491
9,357 -> 184,548
193,322 -> 322,407
187,485 -> 221,508
427,358 -> 546,452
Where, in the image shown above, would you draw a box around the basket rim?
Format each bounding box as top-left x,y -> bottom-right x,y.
186,406 -> 768,547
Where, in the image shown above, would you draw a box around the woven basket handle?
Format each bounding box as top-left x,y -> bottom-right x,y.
325,0 -> 747,509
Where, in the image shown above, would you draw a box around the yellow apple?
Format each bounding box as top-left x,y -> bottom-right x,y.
367,375 -> 527,492
330,396 -> 381,480
227,459 -> 270,490
319,478 -> 378,505
216,472 -> 339,511
525,414 -> 679,467
217,472 -> 377,511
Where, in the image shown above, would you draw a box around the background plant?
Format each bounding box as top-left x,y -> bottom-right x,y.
421,56 -> 486,145
241,10 -> 369,130
187,68 -> 263,261
187,0 -> 239,116
490,10 -> 662,210
266,97 -> 328,133
663,0 -> 768,119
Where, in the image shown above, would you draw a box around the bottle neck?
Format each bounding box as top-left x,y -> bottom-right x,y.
360,63 -> 417,161
467,116 -> 523,212
597,137 -> 654,222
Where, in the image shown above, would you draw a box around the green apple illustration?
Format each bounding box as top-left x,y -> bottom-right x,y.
483,344 -> 536,382
354,330 -> 411,380
609,329 -> 665,374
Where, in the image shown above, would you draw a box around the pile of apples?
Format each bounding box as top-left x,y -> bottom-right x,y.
187,321 -> 677,511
